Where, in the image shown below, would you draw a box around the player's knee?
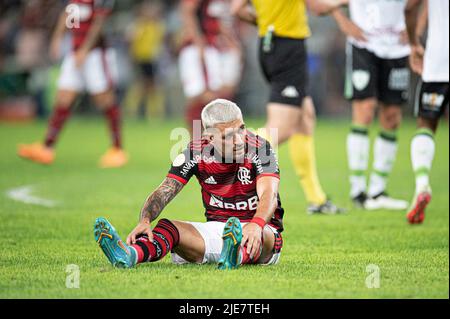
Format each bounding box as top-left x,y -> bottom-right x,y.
301,101 -> 317,123
271,124 -> 295,142
383,116 -> 401,131
259,228 -> 276,263
170,220 -> 205,263
352,99 -> 377,125
93,91 -> 116,110
353,114 -> 374,126
381,106 -> 402,130
55,91 -> 77,109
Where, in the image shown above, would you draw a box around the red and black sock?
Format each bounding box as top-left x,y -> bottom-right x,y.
131,219 -> 180,263
104,105 -> 122,149
44,105 -> 72,148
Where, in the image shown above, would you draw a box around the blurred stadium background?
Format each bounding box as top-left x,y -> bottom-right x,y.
1,0 -> 449,299
0,0 -> 403,122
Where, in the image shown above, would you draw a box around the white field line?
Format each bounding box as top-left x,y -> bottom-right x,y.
5,185 -> 57,207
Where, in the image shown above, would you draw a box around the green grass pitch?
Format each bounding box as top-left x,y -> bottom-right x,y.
0,118 -> 448,298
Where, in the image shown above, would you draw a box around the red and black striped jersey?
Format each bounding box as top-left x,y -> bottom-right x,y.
168,131 -> 285,232
184,0 -> 234,46
66,0 -> 114,50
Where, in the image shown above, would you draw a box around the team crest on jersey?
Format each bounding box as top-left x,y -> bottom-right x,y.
352,70 -> 370,91
237,167 -> 252,185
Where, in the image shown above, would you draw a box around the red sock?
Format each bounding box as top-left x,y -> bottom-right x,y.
104,105 -> 122,149
44,105 -> 72,148
131,219 -> 180,263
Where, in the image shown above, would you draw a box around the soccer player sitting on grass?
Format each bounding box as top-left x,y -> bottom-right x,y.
94,99 -> 284,269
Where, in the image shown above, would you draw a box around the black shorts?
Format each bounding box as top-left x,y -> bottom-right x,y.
415,81 -> 450,120
345,44 -> 410,105
139,62 -> 156,80
259,36 -> 308,107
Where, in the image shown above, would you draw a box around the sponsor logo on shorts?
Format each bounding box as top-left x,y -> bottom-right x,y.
281,86 -> 300,98
389,68 -> 410,91
422,93 -> 445,111
353,70 -> 370,91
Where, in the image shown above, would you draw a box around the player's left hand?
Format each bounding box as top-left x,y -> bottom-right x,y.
242,223 -> 263,260
74,49 -> 88,68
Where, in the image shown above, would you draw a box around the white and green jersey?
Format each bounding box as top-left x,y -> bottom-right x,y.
423,0 -> 449,83
348,0 -> 410,59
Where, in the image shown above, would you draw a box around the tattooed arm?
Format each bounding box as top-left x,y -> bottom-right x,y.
126,177 -> 184,245
140,177 -> 184,223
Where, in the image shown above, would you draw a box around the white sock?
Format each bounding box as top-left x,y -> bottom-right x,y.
411,129 -> 435,194
368,132 -> 398,198
347,126 -> 370,198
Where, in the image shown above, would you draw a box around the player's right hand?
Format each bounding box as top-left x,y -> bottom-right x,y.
126,221 -> 153,245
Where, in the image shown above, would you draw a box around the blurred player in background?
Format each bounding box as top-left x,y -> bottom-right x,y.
231,0 -> 347,214
332,0 -> 410,210
94,99 -> 284,270
18,0 -> 128,168
128,0 -> 165,119
405,0 -> 449,224
179,0 -> 242,131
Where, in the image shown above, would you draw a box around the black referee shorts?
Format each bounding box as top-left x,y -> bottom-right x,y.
259,36 -> 309,107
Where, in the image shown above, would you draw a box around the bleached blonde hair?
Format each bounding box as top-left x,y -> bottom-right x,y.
201,99 -> 243,130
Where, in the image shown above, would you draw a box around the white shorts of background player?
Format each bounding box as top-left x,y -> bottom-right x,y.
178,44 -> 241,98
58,48 -> 118,95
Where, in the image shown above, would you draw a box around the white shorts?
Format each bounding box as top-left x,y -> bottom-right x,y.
171,221 -> 282,266
58,48 -> 118,95
178,45 -> 242,98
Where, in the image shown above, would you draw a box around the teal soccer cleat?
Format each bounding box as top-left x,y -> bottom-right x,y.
94,217 -> 136,268
218,217 -> 243,270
